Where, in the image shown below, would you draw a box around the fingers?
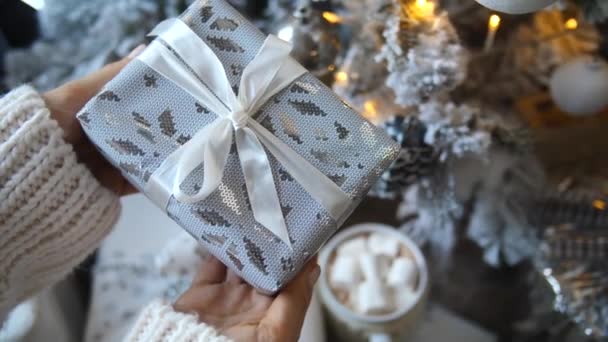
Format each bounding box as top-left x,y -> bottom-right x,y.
260,258 -> 321,342
225,269 -> 243,284
193,256 -> 227,285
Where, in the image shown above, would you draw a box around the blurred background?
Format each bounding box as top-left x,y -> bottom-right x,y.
1,0 -> 607,341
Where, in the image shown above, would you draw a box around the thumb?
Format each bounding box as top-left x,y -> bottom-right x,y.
259,258 -> 320,342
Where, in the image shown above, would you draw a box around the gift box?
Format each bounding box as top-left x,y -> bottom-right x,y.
77,0 -> 399,293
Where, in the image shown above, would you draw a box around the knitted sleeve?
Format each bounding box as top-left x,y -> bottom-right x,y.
124,301 -> 233,342
0,86 -> 121,319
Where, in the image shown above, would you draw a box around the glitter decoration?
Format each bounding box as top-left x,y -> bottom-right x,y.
260,116 -> 276,134
218,183 -> 242,215
98,90 -> 121,102
201,232 -> 227,248
132,112 -> 151,129
360,122 -> 378,147
210,17 -> 239,31
200,6 -> 214,23
290,83 -> 310,94
107,139 -> 146,156
158,109 -> 177,137
104,113 -> 118,126
144,74 -> 158,88
79,112 -> 91,124
279,112 -> 303,144
334,121 -> 350,140
195,102 -> 210,114
176,134 -> 191,145
206,36 -> 245,53
119,162 -> 141,177
337,161 -> 351,168
230,64 -> 244,76
137,128 -> 156,144
288,100 -> 327,117
241,184 -> 251,211
328,174 -> 347,187
143,171 -> 152,182
192,209 -> 232,227
280,257 -> 295,272
244,237 -> 269,275
314,128 -> 329,141
227,244 -> 244,271
278,169 -> 294,182
293,81 -> 320,94
310,149 -> 330,164
281,205 -> 292,217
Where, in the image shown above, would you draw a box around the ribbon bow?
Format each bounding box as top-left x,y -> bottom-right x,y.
138,19 -> 352,248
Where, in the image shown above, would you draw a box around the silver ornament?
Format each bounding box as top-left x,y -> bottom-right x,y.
550,56 -> 608,116
474,0 -> 557,14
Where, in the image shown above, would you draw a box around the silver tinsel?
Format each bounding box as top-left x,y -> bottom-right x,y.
376,5 -> 468,107
531,191 -> 608,339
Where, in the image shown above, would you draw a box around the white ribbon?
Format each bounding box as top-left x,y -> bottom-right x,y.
138,19 -> 352,248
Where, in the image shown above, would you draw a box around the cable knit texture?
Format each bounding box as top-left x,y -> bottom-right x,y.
0,86 -> 231,341
0,86 -> 121,320
125,301 -> 233,342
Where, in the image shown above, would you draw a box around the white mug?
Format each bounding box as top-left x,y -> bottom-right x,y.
317,223 -> 429,342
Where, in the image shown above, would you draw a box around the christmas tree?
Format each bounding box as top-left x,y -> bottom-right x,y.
3,0 -> 608,339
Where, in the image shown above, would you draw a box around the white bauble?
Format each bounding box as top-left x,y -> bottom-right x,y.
475,0 -> 556,14
550,57 -> 608,116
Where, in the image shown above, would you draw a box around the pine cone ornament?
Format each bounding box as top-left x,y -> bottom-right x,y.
372,116 -> 438,199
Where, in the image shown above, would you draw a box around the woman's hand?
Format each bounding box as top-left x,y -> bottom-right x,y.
42,45 -> 146,195
174,256 -> 321,342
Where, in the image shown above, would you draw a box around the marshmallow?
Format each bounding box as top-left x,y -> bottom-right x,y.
359,253 -> 384,282
368,233 -> 400,257
330,255 -> 362,289
395,286 -> 418,311
356,280 -> 392,315
387,257 -> 417,289
337,236 -> 368,256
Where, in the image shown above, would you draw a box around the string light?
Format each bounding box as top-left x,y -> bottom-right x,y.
593,200 -> 606,211
489,14 -> 501,30
565,18 -> 578,30
335,71 -> 348,83
410,0 -> 435,19
322,11 -> 342,24
363,100 -> 378,121
484,14 -> 501,52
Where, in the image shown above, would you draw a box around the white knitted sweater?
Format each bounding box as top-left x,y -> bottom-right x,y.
0,86 -> 231,342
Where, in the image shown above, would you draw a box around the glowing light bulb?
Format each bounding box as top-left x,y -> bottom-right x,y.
489,14 -> 501,30
322,11 -> 342,24
335,71 -> 348,83
363,100 -> 378,120
277,26 -> 294,42
20,0 -> 45,10
565,18 -> 578,30
593,200 -> 606,210
411,0 -> 435,19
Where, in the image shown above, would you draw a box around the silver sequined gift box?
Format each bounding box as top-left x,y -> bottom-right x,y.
77,0 -> 399,293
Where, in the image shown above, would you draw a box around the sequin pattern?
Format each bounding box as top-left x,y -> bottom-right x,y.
77,0 -> 400,295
